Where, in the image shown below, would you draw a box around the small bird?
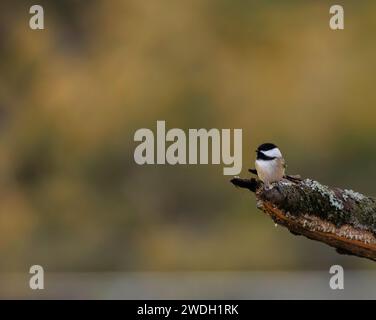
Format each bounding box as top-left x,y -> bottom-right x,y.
255,143 -> 286,189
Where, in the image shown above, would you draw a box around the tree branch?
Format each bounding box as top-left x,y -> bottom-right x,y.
231,174 -> 376,261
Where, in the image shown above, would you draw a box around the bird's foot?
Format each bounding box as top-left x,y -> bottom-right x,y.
264,183 -> 273,191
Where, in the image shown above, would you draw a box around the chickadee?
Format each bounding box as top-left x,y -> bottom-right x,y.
255,143 -> 286,189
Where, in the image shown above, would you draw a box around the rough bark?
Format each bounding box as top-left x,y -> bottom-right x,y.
231,173 -> 376,261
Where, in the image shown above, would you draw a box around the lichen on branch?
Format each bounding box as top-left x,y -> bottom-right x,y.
231,175 -> 376,261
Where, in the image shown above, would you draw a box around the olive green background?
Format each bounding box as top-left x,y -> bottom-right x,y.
1,0 -> 376,277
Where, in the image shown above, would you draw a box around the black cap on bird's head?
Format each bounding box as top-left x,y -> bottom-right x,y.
255,143 -> 280,160
256,143 -> 278,153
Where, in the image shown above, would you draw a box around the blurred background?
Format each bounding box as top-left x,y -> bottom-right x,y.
1,0 -> 376,298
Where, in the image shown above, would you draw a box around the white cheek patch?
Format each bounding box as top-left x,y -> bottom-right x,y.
262,147 -> 282,158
